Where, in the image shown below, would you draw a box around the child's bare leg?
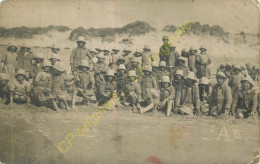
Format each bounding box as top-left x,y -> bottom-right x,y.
61,99 -> 69,110
51,99 -> 59,111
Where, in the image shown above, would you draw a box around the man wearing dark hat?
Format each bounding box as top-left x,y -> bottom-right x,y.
159,35 -> 170,62
17,44 -> 34,77
196,46 -> 211,78
209,72 -> 232,117
168,43 -> 179,68
70,36 -> 92,74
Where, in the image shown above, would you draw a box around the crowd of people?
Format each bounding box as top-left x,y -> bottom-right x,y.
0,35 -> 259,119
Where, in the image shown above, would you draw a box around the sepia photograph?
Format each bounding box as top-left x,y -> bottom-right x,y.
0,0 -> 259,163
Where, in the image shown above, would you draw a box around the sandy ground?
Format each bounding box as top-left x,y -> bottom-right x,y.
0,102 -> 259,164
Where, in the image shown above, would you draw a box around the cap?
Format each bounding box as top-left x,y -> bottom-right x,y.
77,36 -> 86,43
15,69 -> 27,78
159,61 -> 166,67
143,65 -> 152,72
241,76 -> 254,87
106,70 -> 115,77
216,72 -> 227,79
199,77 -> 209,85
117,64 -> 126,71
186,72 -> 197,81
159,76 -> 171,83
175,70 -> 184,76
162,35 -> 169,41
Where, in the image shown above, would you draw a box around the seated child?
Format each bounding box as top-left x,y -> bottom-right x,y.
12,69 -> 30,104
0,73 -> 12,105
52,62 -> 70,110
32,60 -> 59,111
74,60 -> 95,105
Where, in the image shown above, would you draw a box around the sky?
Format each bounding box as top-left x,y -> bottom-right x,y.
0,0 -> 259,34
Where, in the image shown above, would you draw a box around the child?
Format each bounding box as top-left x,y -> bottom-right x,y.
176,72 -> 200,115
74,60 -> 95,105
198,77 -> 211,114
157,76 -> 175,117
0,73 -> 12,105
52,62 -> 70,110
209,72 -> 232,117
29,53 -> 44,79
1,44 -> 18,82
125,71 -> 142,112
228,65 -> 242,95
157,61 -> 170,86
231,76 -> 257,118
32,60 -> 59,111
97,70 -> 117,106
172,70 -> 187,114
49,55 -> 61,66
11,69 -> 30,104
115,64 -> 127,104
139,65 -> 158,114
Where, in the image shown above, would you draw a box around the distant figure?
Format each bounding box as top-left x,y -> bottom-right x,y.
17,43 -> 34,77
70,37 -> 92,74
1,44 -> 18,82
196,46 -> 211,78
159,35 -> 170,62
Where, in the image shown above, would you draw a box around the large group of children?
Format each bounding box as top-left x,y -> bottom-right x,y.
0,35 -> 259,119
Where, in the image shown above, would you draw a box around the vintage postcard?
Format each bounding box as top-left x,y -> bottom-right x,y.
0,0 -> 259,163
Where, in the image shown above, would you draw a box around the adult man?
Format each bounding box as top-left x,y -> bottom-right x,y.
230,76 -> 257,118
168,43 -> 179,67
142,45 -> 153,65
188,47 -> 197,73
209,72 -> 232,117
159,35 -> 170,62
70,36 -> 92,73
17,44 -> 34,77
196,46 -> 211,78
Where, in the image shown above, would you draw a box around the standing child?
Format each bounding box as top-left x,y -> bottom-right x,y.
11,69 -> 30,104
29,53 -> 44,80
1,44 -> 18,82
115,64 -> 127,104
228,65 -> 242,95
32,60 -> 59,111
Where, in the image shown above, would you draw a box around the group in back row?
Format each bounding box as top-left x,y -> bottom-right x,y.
0,35 -> 259,118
